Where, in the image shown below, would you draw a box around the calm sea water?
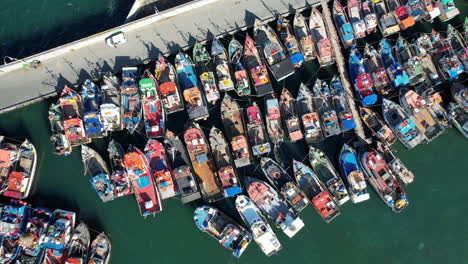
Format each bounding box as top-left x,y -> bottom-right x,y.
0,1 -> 467,264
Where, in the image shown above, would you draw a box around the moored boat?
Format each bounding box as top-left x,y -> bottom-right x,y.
379,39 -> 410,88
277,16 -> 304,68
65,222 -> 90,264
164,130 -> 201,203
154,56 -> 184,114
309,146 -> 349,205
376,142 -> 414,184
121,67 -> 142,134
245,177 -> 304,238
81,145 -> 115,203
193,205 -> 252,258
228,37 -> 251,96
280,88 -> 303,141
245,103 -> 271,156
333,0 -> 356,48
293,12 -> 316,61
401,0 -> 425,21
123,145 -> 162,216
347,0 -> 367,39
209,127 -> 242,198
235,195 -> 281,257
382,98 -> 425,149
359,107 -> 397,145
20,207 -> 53,257
184,123 -> 224,202
0,200 -> 28,237
394,36 -> 425,85
349,47 -> 378,106
220,94 -> 251,168
447,102 -> 468,139
293,160 -> 340,223
145,139 -> 178,199
59,85 -> 90,146
42,209 -> 75,262
101,73 -> 122,132
296,83 -> 324,143
211,38 -> 235,92
359,149 -> 409,212
373,0 -> 401,36
140,71 -> 165,138
244,34 -> 274,96
309,7 -> 334,66
447,24 -> 468,72
254,19 -> 294,81
48,103 -> 72,156
450,84 -> 468,111
438,0 -> 460,22
107,140 -> 132,198
87,233 -> 111,264
339,144 -> 370,203
330,75 -> 356,132
260,157 -> 308,212
175,52 -> 209,121
81,80 -> 106,139
362,0 -> 378,34
193,42 -> 220,104
386,0 -> 416,29
264,94 -> 285,143
421,0 -> 441,22
312,79 -> 341,137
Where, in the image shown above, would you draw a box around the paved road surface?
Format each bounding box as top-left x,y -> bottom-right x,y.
0,0 -> 320,114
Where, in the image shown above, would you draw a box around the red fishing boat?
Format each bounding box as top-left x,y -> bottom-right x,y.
154,56 -> 184,114
140,70 -> 165,138
145,139 -> 178,199
123,145 -> 162,216
243,34 -> 274,96
59,85 -> 90,146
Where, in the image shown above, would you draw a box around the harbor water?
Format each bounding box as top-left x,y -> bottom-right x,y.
0,0 -> 468,263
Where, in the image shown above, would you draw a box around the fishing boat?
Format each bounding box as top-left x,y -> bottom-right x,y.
447,102 -> 468,139
280,88 -> 303,141
361,0 -> 378,34
145,139 -> 178,199
0,236 -> 20,263
260,157 -> 308,212
245,177 -> 304,238
333,0 -> 356,48
339,144 -> 370,203
401,0 -> 425,21
41,209 -> 75,262
81,145 -> 115,203
293,160 -> 340,223
193,205 -> 252,258
420,89 -> 450,128
184,123 -> 224,202
386,0 -> 415,29
220,94 -> 251,167
65,222 -> 90,264
394,36 -> 425,85
121,67 -> 142,134
451,84 -> 468,111
376,142 -> 414,184
101,73 -> 122,132
107,140 -> 132,198
373,0 -> 401,36
209,127 -> 242,198
399,88 -> 445,142
309,146 -> 350,205
0,201 -> 28,237
277,16 -> 304,68
438,0 -> 460,22
140,71 -> 165,138
348,0 -> 367,39
409,39 -> 443,86
296,83 -> 324,143
20,207 -> 53,257
436,52 -> 464,80
81,80 -> 106,139
244,34 -> 274,96
293,12 -> 316,61
154,56 -> 184,114
175,52 -> 209,120
87,233 -> 111,264
264,94 -> 285,143
254,19 -> 294,81
123,145 -> 162,216
379,39 -> 410,88
309,7 -> 334,66
349,47 -> 378,106
211,38 -> 235,92
193,42 -> 220,104
421,0 -> 441,22
246,103 -> 271,156
447,24 -> 468,72
359,107 -> 397,145
228,37 -> 251,96
48,104 -> 72,156
312,79 -> 341,137
382,98 -> 425,149
59,85 -> 90,146
235,195 -> 281,257
360,149 -> 409,212
330,75 -> 356,132
164,130 -> 201,204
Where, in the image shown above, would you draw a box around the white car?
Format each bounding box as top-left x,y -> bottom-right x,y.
106,31 -> 127,47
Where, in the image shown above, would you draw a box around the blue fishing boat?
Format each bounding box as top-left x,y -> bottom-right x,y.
379,39 -> 410,88
0,201 -> 29,237
41,209 -> 76,263
339,144 -> 370,203
121,67 -> 142,134
81,80 -> 106,139
348,47 -> 378,106
81,145 -> 115,202
21,207 -> 53,257
330,75 -> 356,132
333,0 -> 356,48
277,16 -> 305,68
175,52 -> 209,121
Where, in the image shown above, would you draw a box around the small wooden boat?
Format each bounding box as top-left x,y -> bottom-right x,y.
277,16 -> 304,68
154,56 -> 184,114
229,37 -> 251,96
280,88 -> 303,141
309,7 -> 334,66
293,12 -> 316,61
211,38 -> 235,92
193,42 -> 220,104
244,34 -> 274,96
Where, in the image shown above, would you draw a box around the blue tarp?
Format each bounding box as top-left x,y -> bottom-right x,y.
342,23 -> 354,42
137,176 -> 150,188
289,53 -> 304,66
225,186 -> 242,197
342,118 -> 356,131
362,94 -> 378,106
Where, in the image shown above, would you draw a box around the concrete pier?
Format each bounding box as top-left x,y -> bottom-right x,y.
0,0 -> 321,114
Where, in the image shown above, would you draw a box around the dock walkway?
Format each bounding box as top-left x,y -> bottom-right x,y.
0,0 -> 320,114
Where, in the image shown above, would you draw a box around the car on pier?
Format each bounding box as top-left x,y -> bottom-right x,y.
106,31 -> 127,48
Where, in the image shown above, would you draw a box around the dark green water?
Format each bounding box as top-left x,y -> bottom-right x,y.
1,1 -> 468,264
